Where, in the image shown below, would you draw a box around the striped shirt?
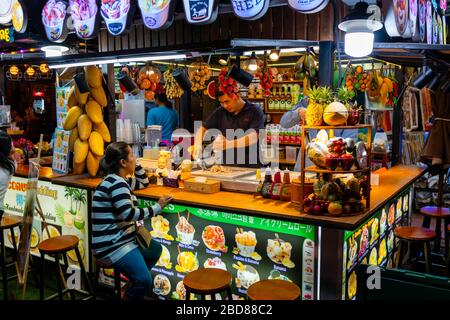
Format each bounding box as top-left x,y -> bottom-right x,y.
91,165 -> 161,265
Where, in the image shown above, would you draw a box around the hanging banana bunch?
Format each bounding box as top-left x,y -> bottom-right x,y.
164,66 -> 184,99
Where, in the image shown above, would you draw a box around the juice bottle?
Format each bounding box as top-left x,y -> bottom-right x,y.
262,168 -> 273,199
280,169 -> 292,201
270,169 -> 282,200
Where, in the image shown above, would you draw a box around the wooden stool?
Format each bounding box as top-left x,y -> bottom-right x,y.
0,215 -> 22,300
247,279 -> 301,300
394,226 -> 436,273
38,235 -> 92,300
183,268 -> 233,300
420,206 -> 450,253
93,259 -> 122,300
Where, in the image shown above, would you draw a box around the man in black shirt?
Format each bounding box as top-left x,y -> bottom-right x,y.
191,92 -> 265,167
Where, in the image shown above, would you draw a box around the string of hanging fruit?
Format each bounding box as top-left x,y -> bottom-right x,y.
188,61 -> 211,94
163,66 -> 184,99
137,65 -> 161,101
218,67 -> 238,99
256,54 -> 274,97
63,66 -> 111,177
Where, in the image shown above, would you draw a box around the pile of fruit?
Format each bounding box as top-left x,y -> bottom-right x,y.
256,57 -> 274,97
163,67 -> 184,99
345,65 -> 372,93
304,86 -> 361,126
13,138 -> 36,158
307,134 -> 368,172
218,67 -> 238,99
188,62 -> 211,94
303,176 -> 366,216
295,52 -> 319,81
137,65 -> 161,101
63,66 -> 111,177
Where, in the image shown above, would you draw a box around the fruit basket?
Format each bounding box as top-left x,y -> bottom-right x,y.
298,124 -> 372,215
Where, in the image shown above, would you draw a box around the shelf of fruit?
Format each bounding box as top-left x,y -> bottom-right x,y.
298,86 -> 372,217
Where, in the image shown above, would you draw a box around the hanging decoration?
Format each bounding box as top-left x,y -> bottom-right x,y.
24,66 -> 38,81
138,0 -> 175,30
100,0 -> 136,36
12,0 -> 27,33
230,0 -> 270,20
256,54 -> 274,97
218,67 -> 238,99
164,65 -> 184,99
137,64 -> 161,101
42,0 -> 69,43
69,0 -> 100,39
287,0 -> 330,14
38,64 -> 53,79
6,65 -> 21,81
182,0 -> 219,25
188,61 -> 211,94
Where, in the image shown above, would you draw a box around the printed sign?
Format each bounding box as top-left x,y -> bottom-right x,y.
342,188 -> 411,300
3,177 -> 90,269
121,201 -> 316,300
138,0 -> 175,30
101,0 -> 135,36
52,129 -> 70,174
42,0 -> 69,43
287,0 -> 330,14
0,27 -> 14,43
230,0 -> 270,20
182,0 -> 219,25
69,0 -> 99,39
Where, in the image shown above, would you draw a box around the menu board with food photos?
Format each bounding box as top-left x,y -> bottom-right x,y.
342,187 -> 411,300
114,200 -> 316,300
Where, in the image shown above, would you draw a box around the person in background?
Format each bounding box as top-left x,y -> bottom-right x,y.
146,92 -> 179,143
280,97 -> 358,171
92,142 -> 173,300
0,132 -> 16,222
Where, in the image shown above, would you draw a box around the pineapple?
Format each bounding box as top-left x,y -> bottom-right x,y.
305,86 -> 333,126
337,87 -> 356,110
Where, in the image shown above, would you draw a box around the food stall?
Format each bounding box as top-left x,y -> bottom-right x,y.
1,0 -> 446,302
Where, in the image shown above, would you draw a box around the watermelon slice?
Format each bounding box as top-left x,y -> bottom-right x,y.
207,81 -> 216,99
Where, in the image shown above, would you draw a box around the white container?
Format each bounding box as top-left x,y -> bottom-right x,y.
101,10 -> 128,35
73,7 -> 98,39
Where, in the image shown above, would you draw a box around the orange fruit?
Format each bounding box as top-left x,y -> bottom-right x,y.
149,73 -> 159,83
145,90 -> 155,100
140,78 -> 151,90
356,66 -> 363,74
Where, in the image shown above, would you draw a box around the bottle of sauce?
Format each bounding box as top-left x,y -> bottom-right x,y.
261,168 -> 273,199
270,169 -> 282,200
280,169 -> 292,201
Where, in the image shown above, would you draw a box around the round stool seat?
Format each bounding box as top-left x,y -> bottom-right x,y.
38,235 -> 79,254
394,226 -> 436,241
183,268 -> 232,294
247,280 -> 301,300
420,206 -> 450,218
0,215 -> 22,230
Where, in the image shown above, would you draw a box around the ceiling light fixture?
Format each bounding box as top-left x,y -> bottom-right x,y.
338,2 -> 383,58
248,52 -> 258,72
41,45 -> 69,57
269,49 -> 280,61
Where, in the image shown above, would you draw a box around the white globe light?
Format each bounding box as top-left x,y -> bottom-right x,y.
344,32 -> 374,58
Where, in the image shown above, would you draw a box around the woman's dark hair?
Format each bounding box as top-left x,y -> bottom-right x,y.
100,142 -> 130,174
0,132 -> 15,175
155,92 -> 173,109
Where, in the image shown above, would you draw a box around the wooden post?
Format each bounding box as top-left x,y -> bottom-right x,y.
103,64 -> 117,142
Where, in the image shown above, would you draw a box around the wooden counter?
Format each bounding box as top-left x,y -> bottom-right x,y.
50,165 -> 425,230
14,164 -> 64,182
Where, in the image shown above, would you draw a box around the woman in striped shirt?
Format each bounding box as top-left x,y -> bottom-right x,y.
92,142 -> 172,300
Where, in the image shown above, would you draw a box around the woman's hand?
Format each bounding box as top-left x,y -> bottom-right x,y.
158,195 -> 173,209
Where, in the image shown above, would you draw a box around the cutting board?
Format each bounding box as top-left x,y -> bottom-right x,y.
191,167 -> 254,179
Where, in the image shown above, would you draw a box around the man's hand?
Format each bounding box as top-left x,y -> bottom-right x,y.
298,107 -> 307,125
212,135 -> 227,151
157,195 -> 173,209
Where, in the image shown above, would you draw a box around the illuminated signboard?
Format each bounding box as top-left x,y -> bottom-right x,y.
0,27 -> 14,43
182,0 -> 219,25
12,0 -> 27,33
230,0 -> 270,21
287,0 -> 330,14
138,0 -> 175,30
69,0 -> 100,39
42,0 -> 69,43
100,0 -> 136,36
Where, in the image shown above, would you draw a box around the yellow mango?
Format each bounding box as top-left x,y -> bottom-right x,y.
73,158 -> 86,174
68,87 -> 77,108
74,139 -> 89,164
86,100 -> 103,124
89,131 -> 104,157
75,83 -> 89,106
87,151 -> 100,177
63,106 -> 83,131
85,66 -> 102,88
93,121 -> 111,143
90,86 -> 107,107
69,127 -> 78,152
77,114 -> 92,141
